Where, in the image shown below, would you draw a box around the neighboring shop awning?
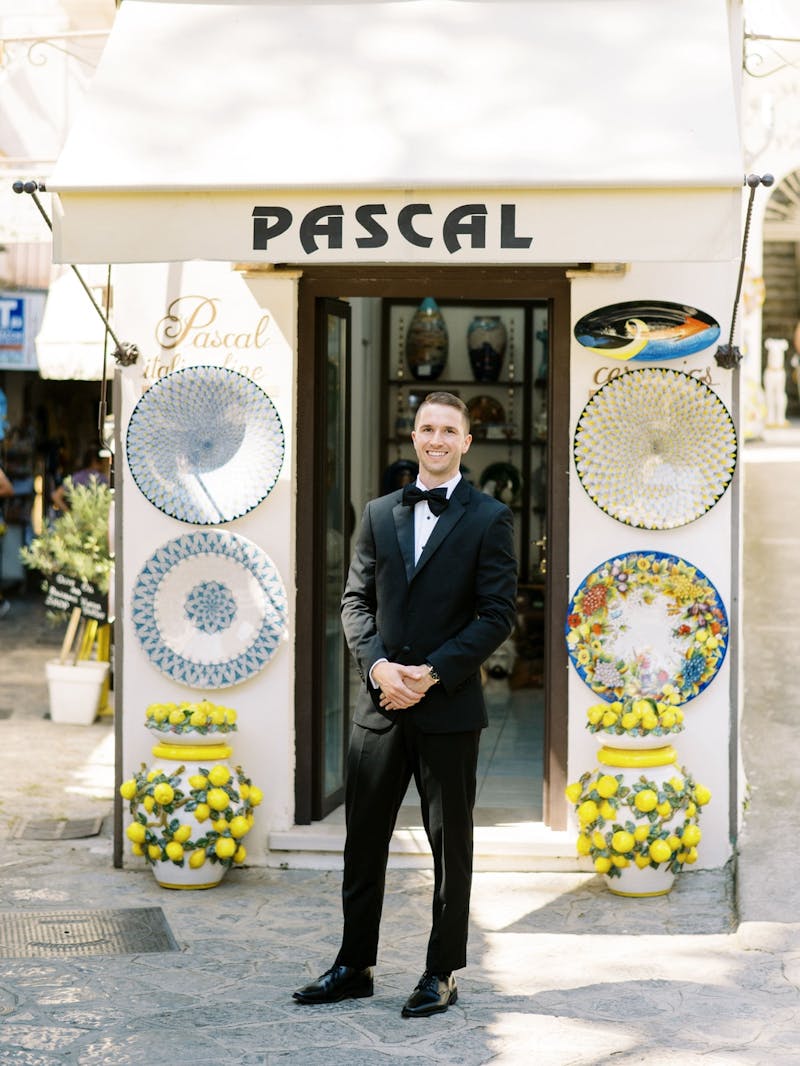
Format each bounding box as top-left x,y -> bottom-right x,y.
35,268 -> 114,380
49,0 -> 743,265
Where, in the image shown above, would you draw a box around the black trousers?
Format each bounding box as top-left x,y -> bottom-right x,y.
334,715 -> 480,974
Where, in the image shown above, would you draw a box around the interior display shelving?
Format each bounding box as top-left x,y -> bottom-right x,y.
380,298 -> 549,584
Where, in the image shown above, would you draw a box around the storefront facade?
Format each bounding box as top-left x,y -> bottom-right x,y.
738,3 -> 800,430
48,0 -> 744,871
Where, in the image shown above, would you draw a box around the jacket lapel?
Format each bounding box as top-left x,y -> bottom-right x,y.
393,500 -> 416,583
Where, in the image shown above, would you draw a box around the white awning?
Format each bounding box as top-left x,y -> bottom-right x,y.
49,0 -> 743,265
35,268 -> 115,380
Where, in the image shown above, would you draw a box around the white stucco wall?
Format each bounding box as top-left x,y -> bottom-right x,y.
114,262 -> 297,866
566,260 -> 741,869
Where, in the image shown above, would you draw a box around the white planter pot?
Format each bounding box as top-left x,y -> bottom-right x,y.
45,659 -> 109,725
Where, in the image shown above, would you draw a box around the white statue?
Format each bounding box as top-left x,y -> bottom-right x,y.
764,337 -> 789,427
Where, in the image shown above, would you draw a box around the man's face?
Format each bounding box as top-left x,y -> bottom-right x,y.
411,403 -> 472,486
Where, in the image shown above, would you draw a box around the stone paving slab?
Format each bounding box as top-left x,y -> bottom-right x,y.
0,833 -> 797,1066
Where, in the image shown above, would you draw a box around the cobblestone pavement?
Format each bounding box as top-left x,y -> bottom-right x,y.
0,430 -> 798,1065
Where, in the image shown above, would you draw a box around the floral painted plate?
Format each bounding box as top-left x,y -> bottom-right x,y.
126,365 -> 284,524
574,300 -> 720,361
574,368 -> 737,529
131,530 -> 287,689
565,551 -> 728,705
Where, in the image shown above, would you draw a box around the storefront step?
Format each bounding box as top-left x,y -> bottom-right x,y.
267,823 -> 582,873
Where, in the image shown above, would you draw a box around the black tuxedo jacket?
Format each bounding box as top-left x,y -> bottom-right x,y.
341,477 -> 517,734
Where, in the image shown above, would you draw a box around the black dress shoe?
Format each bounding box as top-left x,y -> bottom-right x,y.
293,965 -> 374,1004
401,971 -> 458,1017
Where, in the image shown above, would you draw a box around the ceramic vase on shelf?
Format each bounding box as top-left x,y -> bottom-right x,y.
566,726 -> 711,899
121,700 -> 263,890
468,315 -> 507,382
406,297 -> 448,381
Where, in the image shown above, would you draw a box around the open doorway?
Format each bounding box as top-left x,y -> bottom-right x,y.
295,267 -> 571,830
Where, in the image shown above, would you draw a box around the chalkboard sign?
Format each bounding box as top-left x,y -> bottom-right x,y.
44,573 -> 108,623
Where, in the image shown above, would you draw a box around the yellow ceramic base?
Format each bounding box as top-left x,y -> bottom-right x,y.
597,744 -> 676,768
151,742 -> 232,761
155,879 -> 222,891
604,865 -> 675,897
607,886 -> 674,898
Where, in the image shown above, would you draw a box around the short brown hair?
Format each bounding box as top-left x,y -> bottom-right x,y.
415,391 -> 470,433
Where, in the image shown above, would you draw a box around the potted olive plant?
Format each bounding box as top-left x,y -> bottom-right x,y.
20,476 -> 113,724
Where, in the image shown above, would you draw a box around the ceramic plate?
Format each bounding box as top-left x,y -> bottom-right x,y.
131,530 -> 287,689
574,300 -> 720,361
565,551 -> 728,705
126,365 -> 284,524
574,368 -> 737,529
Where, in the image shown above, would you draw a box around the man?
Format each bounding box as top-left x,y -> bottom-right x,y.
50,445 -> 109,513
293,391 -> 517,1017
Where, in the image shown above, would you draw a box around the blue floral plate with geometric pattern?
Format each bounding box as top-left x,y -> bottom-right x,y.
126,365 -> 284,524
131,530 -> 288,689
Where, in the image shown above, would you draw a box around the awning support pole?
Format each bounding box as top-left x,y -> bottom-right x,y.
11,179 -> 140,370
98,263 -> 113,445
715,172 -> 774,370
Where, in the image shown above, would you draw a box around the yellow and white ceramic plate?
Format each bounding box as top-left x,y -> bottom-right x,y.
574,368 -> 737,529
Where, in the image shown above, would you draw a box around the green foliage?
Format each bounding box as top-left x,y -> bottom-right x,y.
19,476 -> 113,593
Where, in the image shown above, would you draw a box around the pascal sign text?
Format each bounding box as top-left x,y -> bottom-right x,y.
252,202 -> 533,256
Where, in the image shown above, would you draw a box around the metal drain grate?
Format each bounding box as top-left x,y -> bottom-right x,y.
0,908 -> 179,957
11,817 -> 105,841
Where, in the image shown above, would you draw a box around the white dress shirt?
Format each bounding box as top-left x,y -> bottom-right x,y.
368,473 -> 461,688
413,473 -> 461,564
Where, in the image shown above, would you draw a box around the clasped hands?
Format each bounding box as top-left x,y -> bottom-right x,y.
372,661 -> 436,711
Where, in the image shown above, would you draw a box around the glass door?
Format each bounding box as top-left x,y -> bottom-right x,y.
313,298 -> 352,818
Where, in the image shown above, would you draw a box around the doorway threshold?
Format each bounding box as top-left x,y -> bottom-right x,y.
267,805 -> 580,873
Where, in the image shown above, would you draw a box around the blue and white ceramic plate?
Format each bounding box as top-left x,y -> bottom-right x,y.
574,368 -> 737,529
131,530 -> 288,689
126,365 -> 284,524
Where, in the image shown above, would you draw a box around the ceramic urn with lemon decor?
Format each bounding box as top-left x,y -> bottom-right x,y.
120,701 -> 263,889
566,748 -> 710,897
565,694 -> 711,897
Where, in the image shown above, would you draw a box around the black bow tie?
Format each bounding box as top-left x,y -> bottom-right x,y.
402,484 -> 450,516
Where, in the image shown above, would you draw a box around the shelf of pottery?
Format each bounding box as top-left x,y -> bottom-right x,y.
381,297 -> 549,583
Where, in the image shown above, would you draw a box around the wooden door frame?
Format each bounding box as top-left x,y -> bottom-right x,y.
311,297 -> 353,820
296,265 -> 571,829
